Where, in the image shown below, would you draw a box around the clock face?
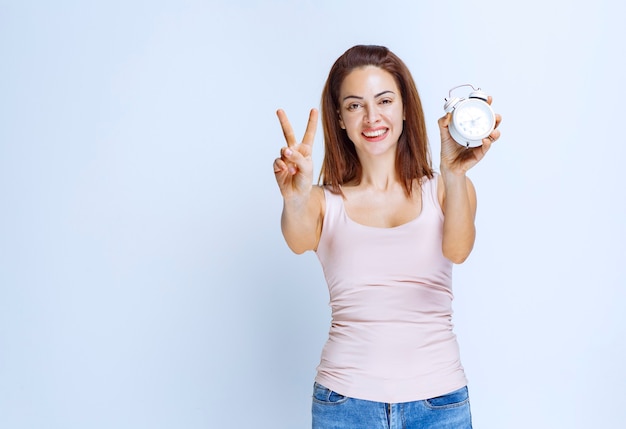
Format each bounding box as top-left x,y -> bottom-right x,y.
452,99 -> 495,141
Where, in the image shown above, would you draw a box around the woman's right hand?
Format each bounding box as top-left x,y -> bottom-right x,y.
273,108 -> 318,201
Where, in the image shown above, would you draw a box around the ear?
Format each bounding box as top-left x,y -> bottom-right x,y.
338,111 -> 345,129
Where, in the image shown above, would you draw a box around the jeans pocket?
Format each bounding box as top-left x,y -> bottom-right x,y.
425,386 -> 470,410
312,382 -> 349,405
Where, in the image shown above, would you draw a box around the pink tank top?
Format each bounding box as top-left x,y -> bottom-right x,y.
314,174 -> 467,403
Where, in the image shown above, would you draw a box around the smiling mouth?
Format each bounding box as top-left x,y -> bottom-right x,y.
362,128 -> 388,138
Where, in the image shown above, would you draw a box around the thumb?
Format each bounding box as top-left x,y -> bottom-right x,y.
281,147 -> 309,174
438,112 -> 451,130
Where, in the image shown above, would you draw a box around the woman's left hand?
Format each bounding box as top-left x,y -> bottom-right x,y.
438,96 -> 502,175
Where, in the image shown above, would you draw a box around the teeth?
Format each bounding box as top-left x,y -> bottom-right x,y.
363,129 -> 387,138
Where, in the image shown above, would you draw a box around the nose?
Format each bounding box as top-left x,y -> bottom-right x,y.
364,105 -> 381,124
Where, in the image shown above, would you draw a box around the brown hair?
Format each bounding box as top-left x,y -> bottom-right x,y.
319,45 -> 433,196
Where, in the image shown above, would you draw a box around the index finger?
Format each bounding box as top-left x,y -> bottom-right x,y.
301,108 -> 319,148
276,109 -> 297,148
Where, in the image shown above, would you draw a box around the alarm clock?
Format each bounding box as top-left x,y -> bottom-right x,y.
443,84 -> 496,148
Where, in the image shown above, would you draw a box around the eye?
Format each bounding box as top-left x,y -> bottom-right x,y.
346,103 -> 362,111
380,98 -> 393,105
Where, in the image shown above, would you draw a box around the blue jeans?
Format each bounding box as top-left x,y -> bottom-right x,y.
312,383 -> 472,429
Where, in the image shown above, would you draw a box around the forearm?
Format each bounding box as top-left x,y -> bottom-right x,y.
441,170 -> 477,263
280,188 -> 322,254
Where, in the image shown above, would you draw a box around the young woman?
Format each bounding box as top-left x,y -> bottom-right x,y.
273,45 -> 501,429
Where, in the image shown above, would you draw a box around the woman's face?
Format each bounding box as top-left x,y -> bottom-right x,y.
338,65 -> 404,159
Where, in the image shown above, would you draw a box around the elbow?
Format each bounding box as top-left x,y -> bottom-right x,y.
282,231 -> 316,254
442,244 -> 473,264
287,243 -> 309,255
446,252 -> 470,264
442,228 -> 476,264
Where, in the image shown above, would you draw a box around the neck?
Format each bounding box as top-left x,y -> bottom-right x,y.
359,161 -> 399,192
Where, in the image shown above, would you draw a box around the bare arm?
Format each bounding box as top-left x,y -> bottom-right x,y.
437,97 -> 502,263
273,109 -> 323,254
438,172 -> 477,264
280,186 -> 324,254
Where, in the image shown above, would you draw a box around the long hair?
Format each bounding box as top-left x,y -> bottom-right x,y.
319,45 -> 433,196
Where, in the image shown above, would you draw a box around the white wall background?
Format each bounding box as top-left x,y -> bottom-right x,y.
1,1 -> 624,428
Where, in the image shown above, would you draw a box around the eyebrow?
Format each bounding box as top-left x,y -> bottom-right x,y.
342,90 -> 396,102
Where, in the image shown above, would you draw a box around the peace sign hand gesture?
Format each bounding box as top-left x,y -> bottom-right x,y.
273,108 -> 318,201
